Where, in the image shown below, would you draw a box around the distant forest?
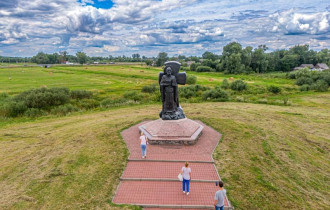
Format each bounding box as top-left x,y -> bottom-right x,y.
1,42 -> 329,74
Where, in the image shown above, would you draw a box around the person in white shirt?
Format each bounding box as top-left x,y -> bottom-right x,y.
181,162 -> 191,195
139,131 -> 148,158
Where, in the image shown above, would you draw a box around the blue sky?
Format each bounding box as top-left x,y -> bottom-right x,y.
0,0 -> 329,57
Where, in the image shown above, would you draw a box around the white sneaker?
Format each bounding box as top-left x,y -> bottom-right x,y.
186,192 -> 189,195
183,191 -> 185,194
142,156 -> 144,158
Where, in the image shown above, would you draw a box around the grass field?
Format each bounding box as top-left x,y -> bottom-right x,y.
0,65 -> 329,209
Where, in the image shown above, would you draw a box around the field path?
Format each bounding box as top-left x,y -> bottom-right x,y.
113,121 -> 233,209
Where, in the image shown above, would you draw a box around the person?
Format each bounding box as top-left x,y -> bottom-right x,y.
181,162 -> 191,195
139,131 -> 148,158
214,180 -> 226,210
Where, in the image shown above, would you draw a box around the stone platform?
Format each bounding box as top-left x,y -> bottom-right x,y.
139,118 -> 203,145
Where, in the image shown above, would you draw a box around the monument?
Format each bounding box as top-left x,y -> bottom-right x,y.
139,61 -> 203,145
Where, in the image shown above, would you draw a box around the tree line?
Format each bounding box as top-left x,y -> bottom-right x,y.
1,42 -> 329,73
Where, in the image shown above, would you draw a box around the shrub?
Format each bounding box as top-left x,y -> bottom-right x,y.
25,108 -> 44,118
299,84 -> 310,91
180,66 -> 190,72
141,84 -> 157,93
230,80 -> 247,91
51,104 -> 79,116
202,88 -> 229,101
78,99 -> 100,109
267,85 -> 281,94
190,63 -> 200,71
13,87 -> 70,109
123,91 -> 143,101
310,80 -> 329,92
70,89 -> 93,99
295,77 -> 313,86
186,75 -> 197,85
179,86 -> 197,99
196,66 -> 212,72
6,101 -> 27,117
201,59 -> 217,69
221,79 -> 230,89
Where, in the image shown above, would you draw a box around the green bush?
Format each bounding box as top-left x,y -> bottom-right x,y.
310,80 -> 329,92
179,86 -> 197,99
51,104 -> 79,116
6,101 -> 28,117
299,84 -> 311,91
123,91 -> 143,101
141,84 -> 157,93
202,88 -> 229,101
295,77 -> 313,86
13,87 -> 70,109
230,80 -> 247,91
77,99 -> 100,109
70,90 -> 93,99
196,66 -> 212,72
190,63 -> 200,71
25,108 -> 45,118
221,79 -> 230,89
186,75 -> 197,85
267,85 -> 281,94
180,67 -> 190,71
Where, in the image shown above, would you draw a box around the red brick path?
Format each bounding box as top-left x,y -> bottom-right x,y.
113,121 -> 232,209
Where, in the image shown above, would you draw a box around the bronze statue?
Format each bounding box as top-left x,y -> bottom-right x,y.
159,61 -> 186,120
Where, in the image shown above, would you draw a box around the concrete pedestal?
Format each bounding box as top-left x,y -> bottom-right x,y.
138,118 -> 203,145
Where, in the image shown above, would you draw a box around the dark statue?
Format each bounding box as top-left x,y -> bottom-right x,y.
159,61 -> 186,120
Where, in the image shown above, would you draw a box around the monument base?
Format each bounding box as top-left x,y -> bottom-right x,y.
139,118 -> 203,145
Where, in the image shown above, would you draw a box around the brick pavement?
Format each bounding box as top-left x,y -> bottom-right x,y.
113,121 -> 232,209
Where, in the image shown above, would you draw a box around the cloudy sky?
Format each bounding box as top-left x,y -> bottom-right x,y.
0,0 -> 329,57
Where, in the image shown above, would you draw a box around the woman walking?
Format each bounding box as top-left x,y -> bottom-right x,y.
181,162 -> 191,195
140,131 -> 148,158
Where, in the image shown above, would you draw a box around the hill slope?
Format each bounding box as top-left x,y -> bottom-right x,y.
0,99 -> 329,209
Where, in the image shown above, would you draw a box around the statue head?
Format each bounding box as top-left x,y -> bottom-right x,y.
165,67 -> 172,75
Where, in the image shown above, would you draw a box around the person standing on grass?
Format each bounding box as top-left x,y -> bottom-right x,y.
181,162 -> 191,195
139,131 -> 148,158
214,181 -> 226,210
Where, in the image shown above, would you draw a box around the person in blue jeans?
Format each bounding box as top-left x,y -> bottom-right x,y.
139,131 -> 148,158
181,162 -> 191,195
214,180 -> 227,210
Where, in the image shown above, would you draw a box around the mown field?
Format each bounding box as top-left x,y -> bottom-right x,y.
0,65 -> 329,209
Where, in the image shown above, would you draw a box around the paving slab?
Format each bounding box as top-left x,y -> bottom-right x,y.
122,162 -> 219,181
113,181 -> 229,207
121,121 -> 221,162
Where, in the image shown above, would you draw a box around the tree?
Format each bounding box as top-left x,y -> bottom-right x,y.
33,52 -> 49,64
202,51 -> 218,61
145,60 -> 152,66
156,52 -> 168,67
76,52 -> 88,64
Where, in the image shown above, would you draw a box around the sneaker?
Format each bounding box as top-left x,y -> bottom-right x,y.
142,156 -> 145,158
186,192 -> 189,195
183,191 -> 185,194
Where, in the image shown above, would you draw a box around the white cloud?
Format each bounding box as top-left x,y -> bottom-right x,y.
271,9 -> 330,35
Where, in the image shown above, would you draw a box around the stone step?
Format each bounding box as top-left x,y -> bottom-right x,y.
128,159 -> 214,163
113,181 -> 230,208
122,161 -> 219,181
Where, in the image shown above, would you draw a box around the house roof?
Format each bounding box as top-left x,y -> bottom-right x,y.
315,63 -> 329,69
300,64 -> 314,68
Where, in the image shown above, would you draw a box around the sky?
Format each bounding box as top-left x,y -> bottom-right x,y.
0,0 -> 329,57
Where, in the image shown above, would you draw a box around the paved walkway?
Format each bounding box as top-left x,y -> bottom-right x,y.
113,121 -> 232,209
